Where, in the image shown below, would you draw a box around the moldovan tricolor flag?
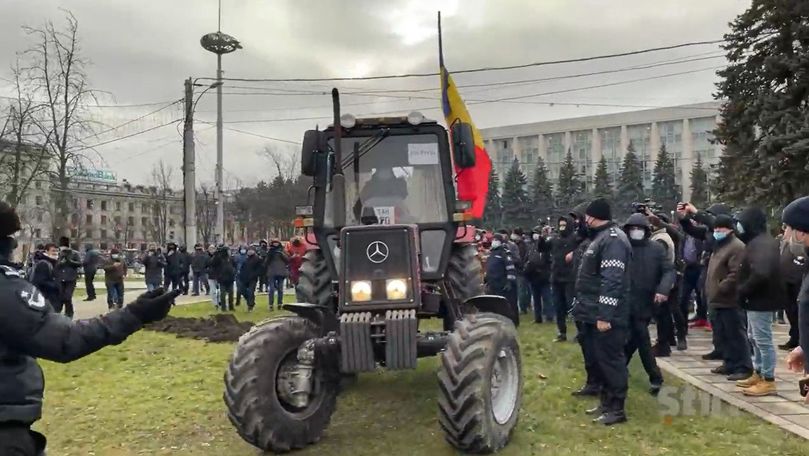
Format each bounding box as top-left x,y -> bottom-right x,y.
441,65 -> 492,220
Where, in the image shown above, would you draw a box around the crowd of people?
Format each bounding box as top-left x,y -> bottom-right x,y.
479,196 -> 809,425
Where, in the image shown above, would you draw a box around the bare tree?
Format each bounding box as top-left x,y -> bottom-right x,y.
259,144 -> 300,180
148,160 -> 173,246
23,11 -> 97,236
196,183 -> 216,246
0,61 -> 52,207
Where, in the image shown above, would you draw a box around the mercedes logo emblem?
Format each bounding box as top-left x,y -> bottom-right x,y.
366,241 -> 390,264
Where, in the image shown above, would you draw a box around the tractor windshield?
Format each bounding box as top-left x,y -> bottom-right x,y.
324,131 -> 449,227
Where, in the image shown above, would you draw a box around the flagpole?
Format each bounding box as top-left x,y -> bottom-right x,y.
438,11 -> 444,68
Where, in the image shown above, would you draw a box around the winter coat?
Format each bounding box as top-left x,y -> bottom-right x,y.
505,240 -> 522,273
485,245 -> 517,294
238,254 -> 264,284
286,240 -> 308,284
181,251 -> 192,273
705,234 -> 745,309
234,252 -> 248,274
190,251 -> 210,274
681,235 -> 705,268
205,253 -> 218,280
549,216 -> 577,283
30,252 -> 60,307
211,251 -> 236,283
83,249 -> 101,274
572,222 -> 632,327
55,248 -> 82,283
780,238 -> 806,286
624,219 -> 675,321
164,249 -> 185,276
141,251 -> 166,284
736,207 -> 787,312
103,259 -> 127,284
651,228 -> 675,265
524,237 -> 551,284
265,246 -> 289,278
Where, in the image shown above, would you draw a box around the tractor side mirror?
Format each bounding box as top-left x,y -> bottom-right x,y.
301,130 -> 322,176
451,122 -> 476,169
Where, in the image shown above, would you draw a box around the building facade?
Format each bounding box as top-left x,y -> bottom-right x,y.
480,101 -> 722,201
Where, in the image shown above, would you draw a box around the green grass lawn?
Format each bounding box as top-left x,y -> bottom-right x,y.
37,298 -> 808,455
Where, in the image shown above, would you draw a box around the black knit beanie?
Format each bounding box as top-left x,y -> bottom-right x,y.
783,196 -> 809,233
585,198 -> 612,221
714,214 -> 735,230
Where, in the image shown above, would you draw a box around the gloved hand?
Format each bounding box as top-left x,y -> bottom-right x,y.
125,288 -> 182,324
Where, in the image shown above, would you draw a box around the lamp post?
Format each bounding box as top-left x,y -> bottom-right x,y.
200,27 -> 241,245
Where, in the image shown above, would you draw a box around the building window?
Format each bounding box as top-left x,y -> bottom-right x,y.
71,229 -> 78,238
86,214 -> 93,225
35,228 -> 41,238
35,181 -> 42,189
101,215 -> 107,225
100,242 -> 108,250
115,201 -> 121,211
73,198 -> 78,209
101,200 -> 107,211
36,212 -> 43,222
85,229 -> 92,239
142,203 -> 150,212
71,213 -> 78,224
113,216 -> 121,225
545,133 -> 565,181
87,199 -> 94,209
517,136 -> 538,170
35,195 -> 42,206
169,231 -> 175,240
169,219 -> 175,227
128,216 -> 135,225
141,217 -> 148,226
129,202 -> 135,212
115,231 -> 121,240
100,229 -> 107,239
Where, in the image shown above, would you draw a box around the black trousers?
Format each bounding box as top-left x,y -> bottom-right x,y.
218,279 -> 234,310
625,317 -> 663,385
680,265 -> 704,319
656,282 -> 687,347
0,423 -> 46,455
58,280 -> 76,317
84,269 -> 97,299
785,281 -> 800,345
553,281 -> 574,336
181,272 -> 190,294
581,322 -> 629,412
575,320 -> 601,388
714,307 -> 753,374
164,274 -> 182,291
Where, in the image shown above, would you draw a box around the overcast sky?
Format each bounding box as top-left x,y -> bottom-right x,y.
0,0 -> 750,188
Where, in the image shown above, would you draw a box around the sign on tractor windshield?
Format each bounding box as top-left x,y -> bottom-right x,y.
373,206 -> 395,224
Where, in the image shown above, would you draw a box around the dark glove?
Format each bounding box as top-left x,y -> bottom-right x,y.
125,288 -> 182,324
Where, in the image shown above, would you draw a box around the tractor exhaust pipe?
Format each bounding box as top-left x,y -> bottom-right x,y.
331,88 -> 346,227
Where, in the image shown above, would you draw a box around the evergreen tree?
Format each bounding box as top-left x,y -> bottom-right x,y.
501,158 -> 532,228
482,167 -> 502,229
651,144 -> 679,212
555,148 -> 582,212
592,155 -> 613,201
690,153 -> 709,208
529,156 -> 555,224
714,0 -> 809,207
616,141 -> 645,219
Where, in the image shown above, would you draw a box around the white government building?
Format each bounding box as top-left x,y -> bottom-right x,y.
479,101 -> 723,201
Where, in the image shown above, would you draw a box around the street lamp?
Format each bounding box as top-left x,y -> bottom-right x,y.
200,28 -> 241,245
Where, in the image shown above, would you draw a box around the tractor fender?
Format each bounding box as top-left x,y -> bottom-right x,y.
454,224 -> 476,243
281,303 -> 339,335
463,295 -> 519,327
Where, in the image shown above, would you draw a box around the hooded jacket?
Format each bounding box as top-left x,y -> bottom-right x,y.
30,251 -> 60,307
624,214 -> 675,320
524,235 -> 551,283
140,250 -> 166,284
736,207 -> 787,311
549,215 -> 577,283
191,249 -> 211,273
705,232 -> 745,309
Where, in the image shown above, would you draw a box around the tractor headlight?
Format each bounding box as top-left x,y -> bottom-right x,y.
350,280 -> 372,302
386,279 -> 408,300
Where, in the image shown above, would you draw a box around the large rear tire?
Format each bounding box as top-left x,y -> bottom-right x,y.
296,249 -> 333,306
437,313 -> 522,453
446,243 -> 484,302
224,317 -> 338,453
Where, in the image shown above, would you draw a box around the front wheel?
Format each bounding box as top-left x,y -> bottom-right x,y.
224,317 -> 338,453
437,313 -> 522,453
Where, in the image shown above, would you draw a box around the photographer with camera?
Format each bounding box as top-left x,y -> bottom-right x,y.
54,236 -> 81,319
648,210 -> 688,355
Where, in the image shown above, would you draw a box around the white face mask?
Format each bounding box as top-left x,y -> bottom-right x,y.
532,233 -> 540,241
510,234 -> 519,241
491,240 -> 502,249
629,228 -> 645,241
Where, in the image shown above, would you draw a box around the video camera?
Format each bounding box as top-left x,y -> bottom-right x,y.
632,199 -> 662,214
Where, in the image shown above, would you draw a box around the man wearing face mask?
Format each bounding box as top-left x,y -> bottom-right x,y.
622,214 -> 674,396
646,213 -> 681,357
54,237 -> 81,319
511,228 -> 532,315
163,242 -> 183,292
781,197 -> 809,403
485,233 -> 519,324
705,215 -> 752,381
141,245 -> 165,292
0,202 -> 182,455
190,244 -> 210,296
572,198 -> 632,425
524,226 -> 553,324
550,215 -> 578,341
237,246 -> 264,311
234,245 -> 248,307
30,243 -> 61,310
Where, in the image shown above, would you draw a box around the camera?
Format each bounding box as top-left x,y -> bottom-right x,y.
632,199 -> 662,214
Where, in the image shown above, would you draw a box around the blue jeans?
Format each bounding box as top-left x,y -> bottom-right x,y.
106,282 -> 124,308
517,277 -> 531,313
192,272 -> 208,295
268,276 -> 285,307
146,281 -> 161,292
208,279 -> 220,306
747,311 -> 776,379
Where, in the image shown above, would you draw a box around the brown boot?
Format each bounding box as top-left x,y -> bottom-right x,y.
736,372 -> 761,388
742,379 -> 776,397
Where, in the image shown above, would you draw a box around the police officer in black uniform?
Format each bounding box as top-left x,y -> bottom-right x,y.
572,198 -> 632,426
0,202 -> 182,455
